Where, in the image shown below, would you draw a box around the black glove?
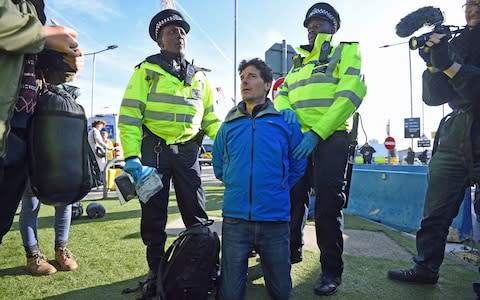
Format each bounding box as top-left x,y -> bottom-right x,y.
430,36 -> 453,71
418,48 -> 432,67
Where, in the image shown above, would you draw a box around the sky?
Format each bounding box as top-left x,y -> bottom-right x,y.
44,0 -> 467,151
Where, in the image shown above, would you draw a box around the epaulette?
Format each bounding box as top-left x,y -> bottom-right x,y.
134,61 -> 145,69
194,66 -> 211,73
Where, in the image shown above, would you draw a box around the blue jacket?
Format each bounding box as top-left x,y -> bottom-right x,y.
212,99 -> 306,222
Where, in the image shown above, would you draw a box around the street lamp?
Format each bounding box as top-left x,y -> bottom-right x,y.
380,42 -> 414,148
84,45 -> 118,117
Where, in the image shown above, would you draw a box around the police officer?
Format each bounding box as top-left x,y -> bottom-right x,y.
118,8 -> 221,295
274,2 -> 367,296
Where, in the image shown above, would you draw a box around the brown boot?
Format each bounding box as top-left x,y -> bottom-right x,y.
26,253 -> 57,276
55,247 -> 78,271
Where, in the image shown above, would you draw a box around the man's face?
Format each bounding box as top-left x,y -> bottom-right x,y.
307,18 -> 334,45
158,24 -> 187,55
464,1 -> 480,27
240,65 -> 271,104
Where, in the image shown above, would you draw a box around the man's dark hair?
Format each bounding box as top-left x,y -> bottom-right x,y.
238,58 -> 273,84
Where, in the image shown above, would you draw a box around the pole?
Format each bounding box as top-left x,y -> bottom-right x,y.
281,39 -> 287,76
85,45 -> 118,117
91,53 -> 96,118
422,101 -> 425,138
233,0 -> 238,104
408,46 -> 414,149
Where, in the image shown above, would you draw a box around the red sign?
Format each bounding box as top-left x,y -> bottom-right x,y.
384,136 -> 396,150
271,77 -> 285,100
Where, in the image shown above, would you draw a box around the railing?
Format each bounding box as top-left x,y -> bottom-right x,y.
102,157 -> 124,199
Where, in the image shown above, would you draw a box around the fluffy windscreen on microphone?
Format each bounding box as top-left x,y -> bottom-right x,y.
396,6 -> 444,38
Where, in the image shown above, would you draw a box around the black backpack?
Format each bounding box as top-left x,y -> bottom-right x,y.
28,84 -> 91,205
156,221 -> 220,300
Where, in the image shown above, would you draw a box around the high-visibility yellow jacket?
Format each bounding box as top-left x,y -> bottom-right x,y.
274,33 -> 367,140
118,56 -> 221,158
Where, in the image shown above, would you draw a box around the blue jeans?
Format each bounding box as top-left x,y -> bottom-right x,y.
19,193 -> 72,255
220,218 -> 291,300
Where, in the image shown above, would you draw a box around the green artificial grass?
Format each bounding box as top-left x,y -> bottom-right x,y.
0,185 -> 477,299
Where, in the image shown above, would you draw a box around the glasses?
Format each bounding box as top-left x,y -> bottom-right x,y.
463,1 -> 480,9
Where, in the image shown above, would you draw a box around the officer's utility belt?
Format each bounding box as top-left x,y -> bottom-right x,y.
143,126 -> 202,152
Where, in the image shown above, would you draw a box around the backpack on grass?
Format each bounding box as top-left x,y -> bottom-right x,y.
156,220 -> 220,300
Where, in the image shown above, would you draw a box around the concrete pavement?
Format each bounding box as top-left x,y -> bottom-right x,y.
86,165 -> 477,264
165,165 -> 413,261
165,216 -> 413,261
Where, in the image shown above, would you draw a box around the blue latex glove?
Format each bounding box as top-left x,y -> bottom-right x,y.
124,158 -> 143,183
280,109 -> 298,124
293,130 -> 320,160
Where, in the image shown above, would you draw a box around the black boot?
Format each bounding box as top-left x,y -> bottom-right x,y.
387,266 -> 438,284
473,280 -> 480,299
314,273 -> 341,296
290,246 -> 303,264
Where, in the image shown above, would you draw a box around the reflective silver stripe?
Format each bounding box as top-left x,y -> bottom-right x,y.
345,67 -> 361,75
145,70 -> 159,89
122,98 -> 146,112
119,115 -> 143,127
289,76 -> 339,92
175,113 -> 194,123
336,90 -> 362,108
292,98 -> 334,109
147,93 -> 198,106
326,44 -> 343,76
276,91 -> 288,97
144,111 -> 194,123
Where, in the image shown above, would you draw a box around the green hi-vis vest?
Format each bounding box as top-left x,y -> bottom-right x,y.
274,33 -> 367,140
118,60 -> 221,158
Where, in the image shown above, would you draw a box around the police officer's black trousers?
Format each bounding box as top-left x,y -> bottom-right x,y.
290,131 -> 348,278
139,133 -> 208,272
312,131 -> 348,278
289,163 -> 311,252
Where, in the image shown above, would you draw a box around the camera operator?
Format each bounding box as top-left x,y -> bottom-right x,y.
388,1 -> 480,285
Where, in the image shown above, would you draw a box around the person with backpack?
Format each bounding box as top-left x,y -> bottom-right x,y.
359,142 -> 376,164
118,8 -> 221,297
212,58 -> 306,300
418,149 -> 428,164
0,0 -> 83,244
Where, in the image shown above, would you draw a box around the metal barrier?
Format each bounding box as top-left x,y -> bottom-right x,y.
345,164 -> 466,233
102,157 -> 124,199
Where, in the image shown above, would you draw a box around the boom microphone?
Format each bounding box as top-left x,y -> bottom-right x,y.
396,6 -> 444,38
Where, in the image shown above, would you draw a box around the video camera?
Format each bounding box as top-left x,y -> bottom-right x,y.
408,25 -> 463,50
395,6 -> 464,50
